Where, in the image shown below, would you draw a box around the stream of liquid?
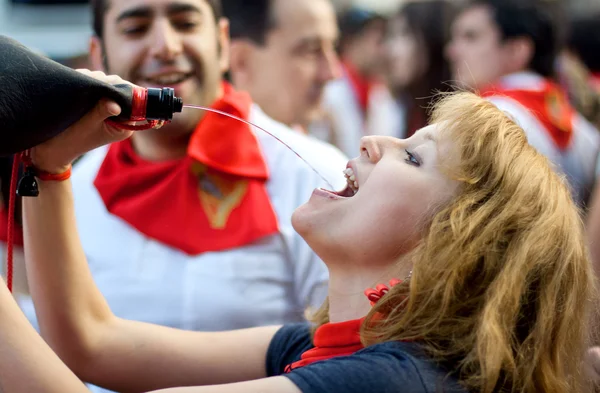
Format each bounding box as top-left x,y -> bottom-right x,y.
183,105 -> 336,190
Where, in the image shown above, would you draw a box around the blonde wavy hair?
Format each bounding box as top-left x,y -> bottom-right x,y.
312,92 -> 596,392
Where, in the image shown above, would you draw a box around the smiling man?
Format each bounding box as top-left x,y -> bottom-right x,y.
16,1 -> 347,391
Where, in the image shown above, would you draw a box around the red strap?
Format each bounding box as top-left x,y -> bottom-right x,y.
105,119 -> 163,131
5,151 -> 72,292
6,155 -> 19,292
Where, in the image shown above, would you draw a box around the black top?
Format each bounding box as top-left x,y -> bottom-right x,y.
266,323 -> 468,393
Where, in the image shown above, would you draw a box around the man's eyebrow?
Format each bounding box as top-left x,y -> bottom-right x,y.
116,6 -> 153,23
116,3 -> 202,23
166,2 -> 203,15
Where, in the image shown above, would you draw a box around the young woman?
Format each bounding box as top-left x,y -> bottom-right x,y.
0,71 -> 594,393
384,0 -> 456,138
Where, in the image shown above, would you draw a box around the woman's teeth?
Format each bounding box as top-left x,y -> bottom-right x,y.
343,168 -> 359,194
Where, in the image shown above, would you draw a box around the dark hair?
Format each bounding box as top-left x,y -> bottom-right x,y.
337,8 -> 386,52
395,0 -> 456,136
222,0 -> 275,45
467,0 -> 558,78
91,0 -> 223,39
567,13 -> 600,73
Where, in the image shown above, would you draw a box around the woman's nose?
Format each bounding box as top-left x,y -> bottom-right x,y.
359,136 -> 382,163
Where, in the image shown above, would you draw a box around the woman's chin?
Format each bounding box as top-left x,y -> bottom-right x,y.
291,206 -> 310,236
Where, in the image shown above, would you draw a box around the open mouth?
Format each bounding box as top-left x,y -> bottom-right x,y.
319,167 -> 359,198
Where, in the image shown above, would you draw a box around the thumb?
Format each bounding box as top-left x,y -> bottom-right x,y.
85,99 -> 133,147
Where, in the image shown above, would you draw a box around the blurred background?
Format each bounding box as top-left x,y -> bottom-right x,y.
2,0 -> 599,66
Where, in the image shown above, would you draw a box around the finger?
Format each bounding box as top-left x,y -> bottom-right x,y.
61,100 -> 126,153
104,100 -> 122,117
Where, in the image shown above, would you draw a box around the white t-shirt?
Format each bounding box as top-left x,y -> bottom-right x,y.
486,72 -> 600,205
17,104 -> 347,335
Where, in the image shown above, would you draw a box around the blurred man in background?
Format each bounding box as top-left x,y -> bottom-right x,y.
446,0 -> 600,206
17,2 -> 347,392
224,0 -> 341,134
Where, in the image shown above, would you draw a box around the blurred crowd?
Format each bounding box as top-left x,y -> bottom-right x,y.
2,0 -> 600,390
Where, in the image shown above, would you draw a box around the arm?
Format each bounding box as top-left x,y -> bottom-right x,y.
588,179 -> 600,279
0,276 -> 89,392
149,377 -> 301,393
22,93 -> 281,393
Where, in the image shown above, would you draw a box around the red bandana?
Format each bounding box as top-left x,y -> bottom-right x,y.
480,79 -> 575,150
93,83 -> 279,255
285,318 -> 365,372
344,61 -> 375,116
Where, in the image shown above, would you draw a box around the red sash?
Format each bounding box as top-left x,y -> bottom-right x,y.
480,79 -> 575,150
94,83 -> 279,255
344,62 -> 376,116
285,318 -> 365,372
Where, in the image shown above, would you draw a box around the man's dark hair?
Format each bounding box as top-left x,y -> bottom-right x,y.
567,13 -> 600,73
336,7 -> 386,54
91,0 -> 223,39
467,0 -> 558,78
221,0 -> 275,45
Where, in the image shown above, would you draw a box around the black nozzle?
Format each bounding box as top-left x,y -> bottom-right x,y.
145,87 -> 184,121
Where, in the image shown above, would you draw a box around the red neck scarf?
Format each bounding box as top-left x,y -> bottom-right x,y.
285,318 -> 365,372
93,83 -> 279,255
344,61 -> 375,116
480,78 -> 575,150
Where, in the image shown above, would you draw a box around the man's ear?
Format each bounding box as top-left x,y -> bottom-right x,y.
218,18 -> 231,75
504,36 -> 535,73
229,39 -> 257,88
89,36 -> 107,71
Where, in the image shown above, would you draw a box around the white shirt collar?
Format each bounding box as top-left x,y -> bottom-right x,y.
497,71 -> 546,91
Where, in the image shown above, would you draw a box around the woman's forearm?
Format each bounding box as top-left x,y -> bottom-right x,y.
0,277 -> 89,392
22,178 -> 115,372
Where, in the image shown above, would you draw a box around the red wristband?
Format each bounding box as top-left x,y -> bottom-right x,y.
35,166 -> 72,181
20,150 -> 72,181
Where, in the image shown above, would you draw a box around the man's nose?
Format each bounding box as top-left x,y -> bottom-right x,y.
149,20 -> 184,60
445,39 -> 458,62
319,47 -> 342,82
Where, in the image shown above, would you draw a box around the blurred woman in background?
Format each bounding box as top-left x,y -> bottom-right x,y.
385,0 -> 456,138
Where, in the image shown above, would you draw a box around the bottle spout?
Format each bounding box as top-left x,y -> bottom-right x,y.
174,96 -> 183,114
145,87 -> 183,121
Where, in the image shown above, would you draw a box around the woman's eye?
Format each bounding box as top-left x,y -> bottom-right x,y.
405,149 -> 420,166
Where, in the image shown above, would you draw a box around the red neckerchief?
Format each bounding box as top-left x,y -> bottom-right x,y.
284,280 -> 405,372
480,78 -> 575,150
285,318 -> 365,373
344,61 -> 375,116
93,82 -> 279,255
